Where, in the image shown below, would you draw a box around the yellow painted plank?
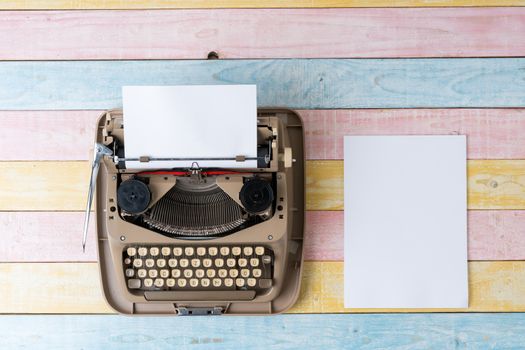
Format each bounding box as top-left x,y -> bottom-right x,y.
0,162 -> 90,211
0,262 -> 524,313
0,0 -> 524,9
306,160 -> 525,210
468,160 -> 525,210
293,261 -> 525,313
0,160 -> 524,211
1,263 -> 111,314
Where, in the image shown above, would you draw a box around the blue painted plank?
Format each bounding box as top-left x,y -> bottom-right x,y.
0,59 -> 524,110
1,314 -> 525,349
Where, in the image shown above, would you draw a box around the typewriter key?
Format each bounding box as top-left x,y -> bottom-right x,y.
117,179 -> 151,214
239,178 -> 274,214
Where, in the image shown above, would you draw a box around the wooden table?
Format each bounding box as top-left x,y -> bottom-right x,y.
0,2 -> 524,348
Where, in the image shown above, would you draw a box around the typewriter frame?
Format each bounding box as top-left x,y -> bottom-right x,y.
94,109 -> 305,315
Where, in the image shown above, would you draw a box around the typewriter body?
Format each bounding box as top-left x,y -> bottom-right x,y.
91,109 -> 305,315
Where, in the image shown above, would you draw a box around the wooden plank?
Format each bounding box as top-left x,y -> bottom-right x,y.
4,109 -> 525,161
3,210 -> 523,262
1,0 -> 524,9
0,111 -> 98,161
297,261 -> 525,313
468,160 -> 525,210
2,9 -> 525,60
0,212 -> 97,263
1,59 -> 525,110
0,263 -> 110,314
304,210 -> 525,261
306,160 -> 525,210
1,160 -> 523,211
1,261 -> 524,313
300,109 -> 525,160
2,314 -> 525,350
0,162 -> 90,211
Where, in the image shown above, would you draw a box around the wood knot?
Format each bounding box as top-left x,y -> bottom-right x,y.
207,51 -> 219,60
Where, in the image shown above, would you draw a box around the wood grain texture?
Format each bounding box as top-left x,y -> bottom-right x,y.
296,261 -> 525,313
0,111 -> 97,161
1,160 -> 523,211
3,109 -> 525,161
306,160 -> 525,210
0,212 -> 97,263
468,160 -> 525,210
1,59 -> 525,110
304,211 -> 525,261
1,261 -> 524,313
300,109 -> 525,160
2,314 -> 525,350
2,9 -> 525,60
2,210 -> 523,262
0,162 -> 90,211
1,0 -> 524,9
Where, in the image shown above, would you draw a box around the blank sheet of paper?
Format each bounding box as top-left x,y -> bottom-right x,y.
344,135 -> 468,309
123,85 -> 257,169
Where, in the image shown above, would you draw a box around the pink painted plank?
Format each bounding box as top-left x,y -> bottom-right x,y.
0,212 -> 97,262
300,109 -> 525,160
1,8 -> 525,60
1,211 -> 523,262
2,109 -> 525,161
304,211 -> 525,261
0,111 -> 99,161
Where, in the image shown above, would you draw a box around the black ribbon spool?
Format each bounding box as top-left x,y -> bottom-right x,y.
239,178 -> 274,214
117,179 -> 151,214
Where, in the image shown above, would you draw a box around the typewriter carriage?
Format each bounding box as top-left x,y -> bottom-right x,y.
94,109 -> 305,315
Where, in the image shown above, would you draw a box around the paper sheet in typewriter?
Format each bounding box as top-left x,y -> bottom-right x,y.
122,85 -> 257,169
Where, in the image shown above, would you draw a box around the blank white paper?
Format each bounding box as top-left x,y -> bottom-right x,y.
123,85 -> 257,169
344,135 -> 468,309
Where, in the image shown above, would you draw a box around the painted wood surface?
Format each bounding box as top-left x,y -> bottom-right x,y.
1,0 -> 525,9
304,210 -> 525,261
0,160 -> 523,211
2,9 -> 525,60
1,261 -> 524,313
2,314 -> 525,350
1,59 -> 525,110
2,210 -> 523,263
306,160 -> 525,210
300,109 -> 525,160
468,160 -> 525,210
3,109 -> 525,161
0,162 -> 90,211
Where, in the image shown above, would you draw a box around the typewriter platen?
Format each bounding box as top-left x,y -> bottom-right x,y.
89,109 -> 305,315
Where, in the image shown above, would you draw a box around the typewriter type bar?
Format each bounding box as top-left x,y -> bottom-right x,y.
91,109 -> 305,315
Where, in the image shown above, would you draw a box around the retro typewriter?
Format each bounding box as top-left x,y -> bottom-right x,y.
83,108 -> 305,315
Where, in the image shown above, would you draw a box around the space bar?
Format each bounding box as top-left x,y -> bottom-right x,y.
144,290 -> 256,301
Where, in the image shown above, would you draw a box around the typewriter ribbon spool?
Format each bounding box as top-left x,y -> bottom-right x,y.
239,178 -> 274,215
117,179 -> 151,214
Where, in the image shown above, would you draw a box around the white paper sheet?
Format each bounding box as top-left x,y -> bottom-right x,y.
344,135 -> 468,309
122,85 -> 257,169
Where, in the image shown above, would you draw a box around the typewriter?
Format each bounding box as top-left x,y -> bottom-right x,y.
83,108 -> 305,315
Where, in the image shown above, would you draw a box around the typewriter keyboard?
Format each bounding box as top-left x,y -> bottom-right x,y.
123,245 -> 274,299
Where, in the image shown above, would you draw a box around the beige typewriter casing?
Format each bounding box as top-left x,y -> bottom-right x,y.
94,109 -> 305,315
